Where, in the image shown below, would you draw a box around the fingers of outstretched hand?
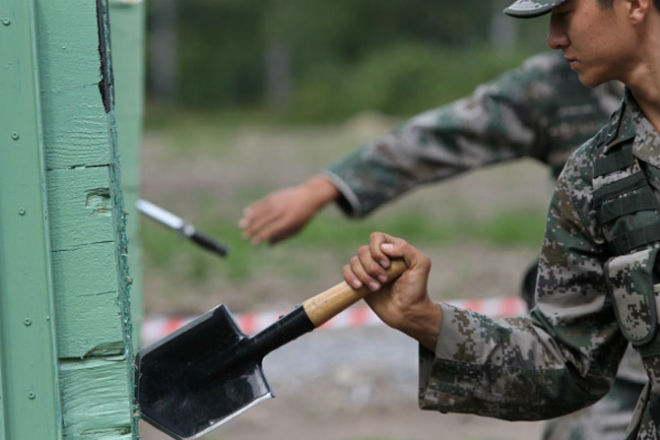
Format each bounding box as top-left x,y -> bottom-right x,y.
239,198 -> 285,243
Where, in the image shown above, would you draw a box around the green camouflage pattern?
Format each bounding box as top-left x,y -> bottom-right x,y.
325,52 -> 622,218
541,376 -> 641,440
606,248 -> 658,344
504,0 -> 566,18
419,92 -> 659,438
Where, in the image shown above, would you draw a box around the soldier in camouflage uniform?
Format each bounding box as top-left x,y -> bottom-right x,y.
239,51 -> 621,244
340,0 -> 660,438
239,28 -> 641,440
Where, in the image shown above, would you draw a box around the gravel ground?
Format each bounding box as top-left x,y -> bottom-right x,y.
139,325 -> 545,440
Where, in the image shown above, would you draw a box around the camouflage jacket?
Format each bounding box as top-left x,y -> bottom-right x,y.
324,51 -> 622,218
324,51 -> 647,383
419,91 -> 660,439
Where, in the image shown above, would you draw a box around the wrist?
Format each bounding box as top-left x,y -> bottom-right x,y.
398,299 -> 442,352
302,174 -> 340,209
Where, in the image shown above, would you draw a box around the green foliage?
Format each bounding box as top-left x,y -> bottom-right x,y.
150,0 -> 266,108
288,43 -> 535,122
265,0 -> 490,65
147,0 -> 548,120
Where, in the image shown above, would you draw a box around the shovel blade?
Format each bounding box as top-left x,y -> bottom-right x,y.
136,305 -> 273,440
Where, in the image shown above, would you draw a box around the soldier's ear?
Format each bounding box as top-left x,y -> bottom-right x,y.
626,0 -> 651,24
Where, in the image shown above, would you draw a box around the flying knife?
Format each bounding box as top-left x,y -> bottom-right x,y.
136,199 -> 229,257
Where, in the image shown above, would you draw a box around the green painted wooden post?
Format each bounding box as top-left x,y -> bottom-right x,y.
109,0 -> 145,352
0,1 -> 61,438
1,0 -> 137,438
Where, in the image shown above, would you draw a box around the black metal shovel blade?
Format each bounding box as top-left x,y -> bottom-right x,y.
136,305 -> 273,440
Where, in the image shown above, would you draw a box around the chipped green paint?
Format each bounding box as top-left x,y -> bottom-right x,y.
59,356 -> 133,439
109,0 -> 145,353
1,0 -> 138,438
98,0 -> 138,435
47,167 -> 115,251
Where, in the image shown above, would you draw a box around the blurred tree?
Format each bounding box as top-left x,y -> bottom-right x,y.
490,0 -> 519,48
167,0 -> 265,108
146,0 -> 544,119
149,0 -> 178,102
264,0 -> 293,113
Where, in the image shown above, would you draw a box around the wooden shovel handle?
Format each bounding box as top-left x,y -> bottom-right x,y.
301,259 -> 407,327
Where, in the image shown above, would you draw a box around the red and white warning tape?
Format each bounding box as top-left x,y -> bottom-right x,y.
141,296 -> 526,346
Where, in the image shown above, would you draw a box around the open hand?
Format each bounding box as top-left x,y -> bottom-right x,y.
239,174 -> 339,244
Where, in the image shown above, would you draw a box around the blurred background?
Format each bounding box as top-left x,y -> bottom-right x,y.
137,1 -> 553,438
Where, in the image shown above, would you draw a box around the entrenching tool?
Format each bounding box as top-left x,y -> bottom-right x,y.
136,259 -> 407,440
136,199 -> 229,257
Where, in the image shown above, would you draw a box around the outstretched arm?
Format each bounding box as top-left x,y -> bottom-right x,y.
239,62 -> 542,245
239,53 -> 603,244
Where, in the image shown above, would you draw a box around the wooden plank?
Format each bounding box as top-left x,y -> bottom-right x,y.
37,0 -> 112,169
32,0 -> 137,437
0,0 -> 62,438
52,242 -> 124,358
109,1 -> 146,352
122,190 -> 144,348
0,372 -> 4,439
47,167 -> 115,251
110,0 -> 145,189
42,97 -> 112,169
59,356 -> 132,439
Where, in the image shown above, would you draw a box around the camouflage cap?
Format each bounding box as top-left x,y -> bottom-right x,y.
503,0 -> 566,17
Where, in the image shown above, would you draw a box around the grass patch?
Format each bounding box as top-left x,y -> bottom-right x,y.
141,208 -> 546,283
288,209 -> 546,249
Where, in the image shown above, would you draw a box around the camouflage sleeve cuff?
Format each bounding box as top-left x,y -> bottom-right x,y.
417,302 -> 464,410
322,170 -> 364,218
433,302 -> 469,362
417,303 -> 617,418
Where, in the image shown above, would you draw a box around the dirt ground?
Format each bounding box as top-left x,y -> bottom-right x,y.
137,117 -> 553,440
140,407 -> 545,440
138,325 -> 547,440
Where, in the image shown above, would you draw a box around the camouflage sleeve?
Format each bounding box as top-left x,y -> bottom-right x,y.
324,53 -> 563,218
417,143 -> 629,420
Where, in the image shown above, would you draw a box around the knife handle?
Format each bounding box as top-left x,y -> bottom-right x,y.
301,259 -> 407,327
184,226 -> 230,257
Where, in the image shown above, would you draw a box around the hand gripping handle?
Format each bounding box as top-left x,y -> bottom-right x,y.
301,259 -> 407,327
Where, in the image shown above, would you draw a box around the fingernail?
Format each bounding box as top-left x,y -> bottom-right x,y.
381,243 -> 394,251
378,274 -> 387,283
352,280 -> 363,289
369,281 -> 380,291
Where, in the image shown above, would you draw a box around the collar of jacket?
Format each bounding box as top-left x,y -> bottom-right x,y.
602,89 -> 636,155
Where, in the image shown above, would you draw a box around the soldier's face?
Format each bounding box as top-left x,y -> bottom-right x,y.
547,0 -> 638,87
